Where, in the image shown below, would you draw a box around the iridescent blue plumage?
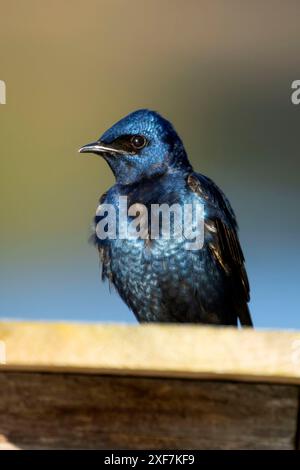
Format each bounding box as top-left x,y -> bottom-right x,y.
80,109 -> 253,326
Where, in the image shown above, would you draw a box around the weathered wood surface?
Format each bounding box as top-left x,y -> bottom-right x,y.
0,372 -> 298,450
0,322 -> 300,384
0,321 -> 300,450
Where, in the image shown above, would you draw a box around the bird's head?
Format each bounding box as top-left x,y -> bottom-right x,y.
79,109 -> 191,185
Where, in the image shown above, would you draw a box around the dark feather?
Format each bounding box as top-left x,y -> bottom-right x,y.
188,173 -> 253,327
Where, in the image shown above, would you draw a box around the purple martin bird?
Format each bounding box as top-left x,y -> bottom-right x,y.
79,110 -> 253,327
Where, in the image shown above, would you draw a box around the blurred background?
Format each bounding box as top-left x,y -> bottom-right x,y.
0,0 -> 299,328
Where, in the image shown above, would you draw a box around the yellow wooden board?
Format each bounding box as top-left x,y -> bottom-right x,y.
0,321 -> 300,384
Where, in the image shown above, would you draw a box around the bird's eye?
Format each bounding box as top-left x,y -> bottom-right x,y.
130,135 -> 147,150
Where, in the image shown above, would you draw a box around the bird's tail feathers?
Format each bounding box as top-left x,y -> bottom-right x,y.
238,303 -> 253,327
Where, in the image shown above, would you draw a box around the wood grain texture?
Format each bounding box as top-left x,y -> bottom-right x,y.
1,322 -> 300,384
0,322 -> 300,384
0,371 -> 298,450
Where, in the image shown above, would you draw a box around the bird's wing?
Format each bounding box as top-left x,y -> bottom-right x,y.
187,173 -> 253,327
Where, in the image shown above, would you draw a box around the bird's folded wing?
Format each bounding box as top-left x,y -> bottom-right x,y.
187,173 -> 252,327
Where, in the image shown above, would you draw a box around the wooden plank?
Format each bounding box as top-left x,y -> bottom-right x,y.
0,322 -> 300,384
0,371 -> 297,450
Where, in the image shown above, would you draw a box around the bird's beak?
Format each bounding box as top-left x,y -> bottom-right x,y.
78,141 -> 127,156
